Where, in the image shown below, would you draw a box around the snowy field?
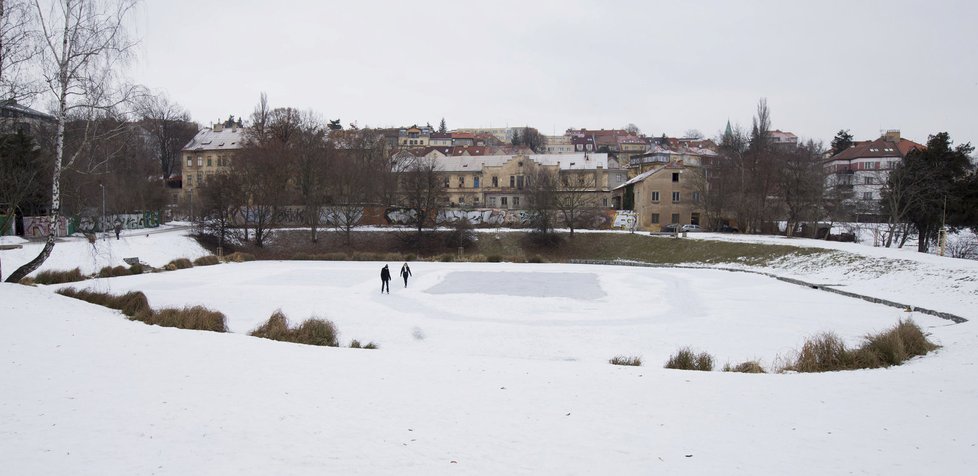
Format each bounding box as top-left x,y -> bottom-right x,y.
3,227 -> 978,475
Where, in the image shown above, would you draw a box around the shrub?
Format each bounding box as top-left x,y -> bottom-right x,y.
609,355 -> 642,366
723,361 -> 766,373
138,305 -> 228,332
487,255 -> 502,263
34,268 -> 86,285
249,310 -> 342,347
786,332 -> 852,372
405,253 -> 417,261
294,318 -> 340,347
226,252 -> 255,262
164,263 -> 177,271
129,263 -> 144,274
438,253 -> 454,262
166,258 -> 194,269
193,255 -> 220,266
527,255 -> 545,263
350,340 -> 379,349
783,321 -> 937,373
465,254 -> 488,262
665,347 -> 714,371
98,265 -> 131,278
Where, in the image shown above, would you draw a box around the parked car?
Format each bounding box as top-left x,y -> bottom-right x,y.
718,225 -> 740,233
681,224 -> 702,232
662,223 -> 681,233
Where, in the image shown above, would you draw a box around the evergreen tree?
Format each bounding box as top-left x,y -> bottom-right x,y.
831,129 -> 854,155
438,118 -> 447,134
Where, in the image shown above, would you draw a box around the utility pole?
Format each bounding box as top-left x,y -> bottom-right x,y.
939,194 -> 948,256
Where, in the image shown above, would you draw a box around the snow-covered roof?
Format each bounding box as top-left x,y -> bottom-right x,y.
182,126 -> 247,152
433,153 -> 610,173
612,166 -> 662,191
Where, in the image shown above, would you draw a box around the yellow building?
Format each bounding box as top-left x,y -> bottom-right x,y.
611,158 -> 705,230
179,118 -> 246,201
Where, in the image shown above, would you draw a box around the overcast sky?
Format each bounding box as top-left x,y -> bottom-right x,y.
129,0 -> 977,147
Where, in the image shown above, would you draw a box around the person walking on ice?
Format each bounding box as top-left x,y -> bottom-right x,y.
400,262 -> 412,288
380,264 -> 391,294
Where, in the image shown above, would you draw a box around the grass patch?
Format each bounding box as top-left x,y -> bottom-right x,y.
33,268 -> 86,285
225,251 -> 255,262
193,255 -> 220,266
723,360 -> 766,373
350,339 -> 379,349
609,355 -> 642,366
137,306 -> 228,332
166,258 -> 194,270
57,287 -> 151,317
98,265 -> 131,278
250,310 -> 341,347
782,319 -> 938,372
56,287 -> 225,332
665,347 -> 714,371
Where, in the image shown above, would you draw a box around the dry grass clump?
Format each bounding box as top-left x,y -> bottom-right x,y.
225,251 -> 255,262
193,255 -> 220,266
136,306 -> 228,332
33,268 -> 86,285
250,310 -> 341,347
98,265 -> 131,278
166,258 -> 194,270
57,287 -> 151,317
609,355 -> 642,366
723,360 -> 766,373
487,255 -> 502,263
783,319 -> 938,372
349,339 -> 379,349
665,347 -> 714,371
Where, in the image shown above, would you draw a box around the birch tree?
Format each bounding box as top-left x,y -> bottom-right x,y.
6,0 -> 138,283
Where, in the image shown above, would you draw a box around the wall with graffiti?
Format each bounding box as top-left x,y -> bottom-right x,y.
74,212 -> 161,234
611,210 -> 638,230
22,216 -> 71,238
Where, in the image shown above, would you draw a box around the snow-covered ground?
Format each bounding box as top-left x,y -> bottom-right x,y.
2,227 -> 978,475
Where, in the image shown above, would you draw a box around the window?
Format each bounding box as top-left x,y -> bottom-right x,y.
186,175 -> 192,185
864,176 -> 874,185
501,197 -> 508,207
513,197 -> 520,207
863,192 -> 873,200
197,156 -> 203,167
510,176 -> 515,188
489,196 -> 496,207
459,196 -> 465,204
671,213 -> 680,224
516,176 -> 524,190
444,177 -> 450,188
672,191 -> 681,202
492,176 -> 498,187
602,198 -> 608,207
458,176 -> 465,188
207,158 -> 212,167
692,192 -> 701,203
474,177 -> 480,188
651,191 -> 660,202
186,157 -> 192,167
651,213 -> 660,224
672,172 -> 679,182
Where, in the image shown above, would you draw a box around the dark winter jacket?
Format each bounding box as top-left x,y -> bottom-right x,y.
381,266 -> 391,281
400,264 -> 412,278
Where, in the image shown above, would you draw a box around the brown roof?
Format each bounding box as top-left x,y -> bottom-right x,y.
830,136 -> 924,162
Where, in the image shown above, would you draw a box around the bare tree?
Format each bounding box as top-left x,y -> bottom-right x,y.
6,0 -> 138,283
524,164 -> 557,235
0,0 -> 39,101
683,129 -> 704,139
554,169 -> 599,237
289,110 -> 329,243
327,130 -> 380,246
136,92 -> 197,181
195,170 -> 242,252
400,155 -> 445,241
778,140 -> 825,237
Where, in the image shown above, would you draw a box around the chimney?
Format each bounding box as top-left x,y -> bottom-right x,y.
885,129 -> 901,142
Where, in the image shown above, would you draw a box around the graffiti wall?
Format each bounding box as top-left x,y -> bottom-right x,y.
22,216 -> 70,238
612,210 -> 638,230
75,212 -> 161,234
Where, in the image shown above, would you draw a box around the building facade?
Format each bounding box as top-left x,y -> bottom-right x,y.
179,117 -> 245,202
